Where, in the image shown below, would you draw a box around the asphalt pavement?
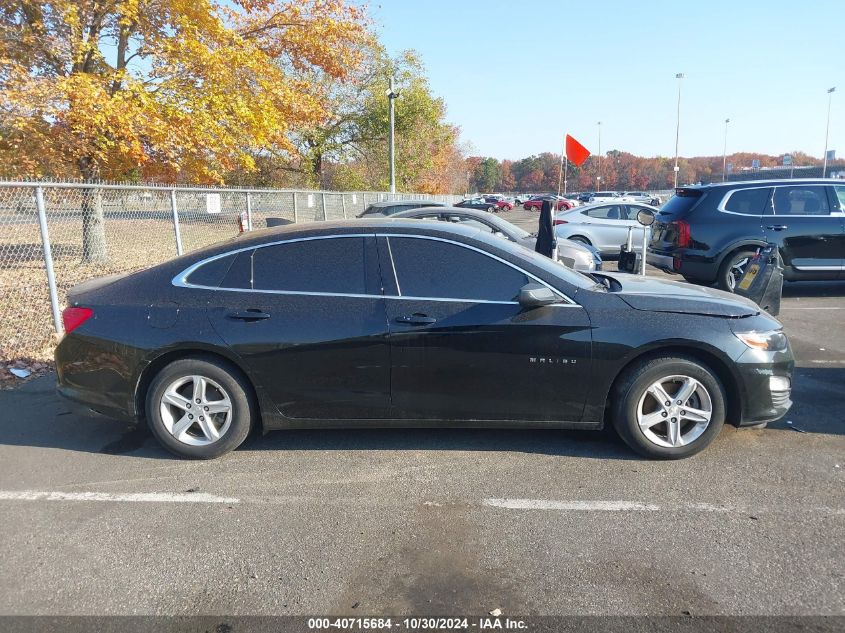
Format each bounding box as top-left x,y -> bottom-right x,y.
0,208 -> 842,617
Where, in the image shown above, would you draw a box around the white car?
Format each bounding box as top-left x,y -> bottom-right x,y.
621,191 -> 662,206
553,201 -> 659,256
588,191 -> 622,203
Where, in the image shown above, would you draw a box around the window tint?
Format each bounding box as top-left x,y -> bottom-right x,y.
772,186 -> 831,215
623,205 -> 644,220
584,205 -> 623,220
252,237 -> 367,294
832,186 -> 845,211
388,237 -> 530,302
724,188 -> 771,215
219,250 -> 252,289
186,253 -> 236,287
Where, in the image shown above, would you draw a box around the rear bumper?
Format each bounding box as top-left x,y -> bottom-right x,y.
647,250 -> 720,282
647,251 -> 675,272
56,384 -> 135,422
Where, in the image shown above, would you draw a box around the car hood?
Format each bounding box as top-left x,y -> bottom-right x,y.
595,272 -> 760,317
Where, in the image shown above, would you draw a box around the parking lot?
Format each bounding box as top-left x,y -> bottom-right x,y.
0,206 -> 842,617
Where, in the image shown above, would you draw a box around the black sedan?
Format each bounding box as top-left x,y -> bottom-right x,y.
56,219 -> 794,460
454,197 -> 497,212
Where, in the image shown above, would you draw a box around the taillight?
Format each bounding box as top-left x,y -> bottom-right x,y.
62,307 -> 93,333
554,219 -> 568,225
671,220 -> 691,247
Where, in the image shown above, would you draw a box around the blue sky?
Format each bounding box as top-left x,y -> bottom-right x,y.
371,0 -> 844,160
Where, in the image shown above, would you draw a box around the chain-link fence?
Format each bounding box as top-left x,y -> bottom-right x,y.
0,182 -> 460,364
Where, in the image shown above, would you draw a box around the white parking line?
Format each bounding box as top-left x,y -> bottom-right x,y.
482,498 -> 845,515
483,498 -> 659,511
780,306 -> 844,310
0,490 -> 240,504
806,360 -> 845,365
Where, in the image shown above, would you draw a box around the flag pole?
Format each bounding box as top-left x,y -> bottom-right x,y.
557,134 -> 565,196
564,155 -> 568,194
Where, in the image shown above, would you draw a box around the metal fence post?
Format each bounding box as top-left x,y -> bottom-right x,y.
293,192 -> 299,223
245,192 -> 253,231
34,186 -> 64,335
341,193 -> 348,218
170,189 -> 183,255
321,193 -> 328,220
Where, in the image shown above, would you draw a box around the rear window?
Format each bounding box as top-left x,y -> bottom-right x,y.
658,189 -> 706,217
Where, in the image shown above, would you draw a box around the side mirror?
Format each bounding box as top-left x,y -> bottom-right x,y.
518,283 -> 560,308
636,209 -> 655,226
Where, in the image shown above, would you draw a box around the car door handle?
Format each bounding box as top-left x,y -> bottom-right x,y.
766,225 -> 788,231
228,309 -> 270,321
395,314 -> 437,325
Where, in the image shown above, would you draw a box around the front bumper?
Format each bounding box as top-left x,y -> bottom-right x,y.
733,348 -> 794,426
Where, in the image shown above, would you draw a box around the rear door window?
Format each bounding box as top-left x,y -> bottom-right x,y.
252,236 -> 370,294
772,186 -> 831,216
584,205 -> 622,220
724,188 -> 771,215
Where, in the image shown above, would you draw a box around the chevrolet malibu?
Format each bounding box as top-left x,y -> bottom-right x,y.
55,220 -> 794,460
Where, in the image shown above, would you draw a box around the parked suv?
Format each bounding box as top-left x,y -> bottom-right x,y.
648,180 -> 845,291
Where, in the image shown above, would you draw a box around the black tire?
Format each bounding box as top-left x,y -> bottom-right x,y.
146,356 -> 255,459
569,236 -> 592,246
610,355 -> 726,459
717,249 -> 756,292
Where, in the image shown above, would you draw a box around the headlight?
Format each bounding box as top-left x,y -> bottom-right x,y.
734,329 -> 788,352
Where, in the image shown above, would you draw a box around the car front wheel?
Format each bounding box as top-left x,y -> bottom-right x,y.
146,356 -> 255,459
611,355 -> 726,459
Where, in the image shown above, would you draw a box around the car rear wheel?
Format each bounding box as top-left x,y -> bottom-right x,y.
146,356 -> 255,459
717,249 -> 756,292
568,236 -> 591,246
611,355 -> 726,459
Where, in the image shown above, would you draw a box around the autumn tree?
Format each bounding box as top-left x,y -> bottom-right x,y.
0,0 -> 369,259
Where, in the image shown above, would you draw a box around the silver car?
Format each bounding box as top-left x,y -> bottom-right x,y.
621,191 -> 662,206
553,201 -> 659,256
392,206 -> 602,272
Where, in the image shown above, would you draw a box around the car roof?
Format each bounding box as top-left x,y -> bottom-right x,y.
223,218 -> 485,248
557,201 -> 658,212
683,178 -> 842,190
394,205 -> 484,216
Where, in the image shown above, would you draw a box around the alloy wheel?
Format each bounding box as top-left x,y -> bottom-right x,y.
635,374 -> 713,448
728,256 -> 750,291
159,375 -> 233,446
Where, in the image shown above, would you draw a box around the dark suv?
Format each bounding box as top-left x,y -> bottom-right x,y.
647,180 -> 845,291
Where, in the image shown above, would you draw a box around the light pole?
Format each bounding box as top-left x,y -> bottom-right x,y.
596,121 -> 602,190
387,76 -> 399,193
722,118 -> 730,182
673,73 -> 684,188
823,86 -> 836,178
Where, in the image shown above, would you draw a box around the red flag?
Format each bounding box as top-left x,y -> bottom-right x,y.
565,134 -> 591,167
